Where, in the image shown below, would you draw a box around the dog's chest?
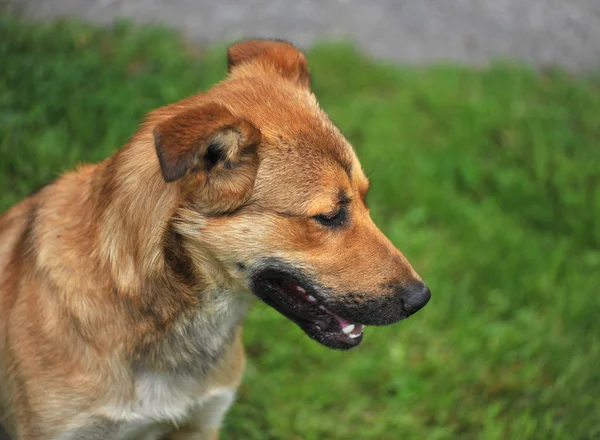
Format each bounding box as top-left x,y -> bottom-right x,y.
105,372 -> 219,440
96,290 -> 251,439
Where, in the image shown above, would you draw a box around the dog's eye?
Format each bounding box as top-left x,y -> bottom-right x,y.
314,207 -> 347,228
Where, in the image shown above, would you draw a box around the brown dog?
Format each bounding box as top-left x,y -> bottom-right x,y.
0,39 -> 430,440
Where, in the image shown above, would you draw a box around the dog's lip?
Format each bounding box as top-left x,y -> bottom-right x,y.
250,270 -> 365,349
294,284 -> 365,338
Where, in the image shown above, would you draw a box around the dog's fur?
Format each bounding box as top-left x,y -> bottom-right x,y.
0,40 -> 429,440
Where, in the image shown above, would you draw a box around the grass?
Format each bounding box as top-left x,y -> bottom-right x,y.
2,14 -> 600,440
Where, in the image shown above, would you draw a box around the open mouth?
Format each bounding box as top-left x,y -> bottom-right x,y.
251,269 -> 365,349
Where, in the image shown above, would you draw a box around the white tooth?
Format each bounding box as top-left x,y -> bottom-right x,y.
318,305 -> 326,311
296,286 -> 306,294
307,295 -> 316,303
349,325 -> 365,339
342,324 -> 355,335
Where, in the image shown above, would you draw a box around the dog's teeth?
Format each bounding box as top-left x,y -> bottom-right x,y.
296,286 -> 306,294
307,295 -> 316,303
318,305 -> 326,311
342,324 -> 355,335
349,325 -> 364,339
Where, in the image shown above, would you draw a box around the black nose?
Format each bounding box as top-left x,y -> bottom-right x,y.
402,281 -> 431,315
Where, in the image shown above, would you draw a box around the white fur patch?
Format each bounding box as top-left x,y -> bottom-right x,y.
97,289 -> 250,440
197,389 -> 236,429
102,372 -> 235,440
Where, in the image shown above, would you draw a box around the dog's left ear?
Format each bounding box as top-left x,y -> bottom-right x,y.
154,102 -> 261,213
227,39 -> 311,88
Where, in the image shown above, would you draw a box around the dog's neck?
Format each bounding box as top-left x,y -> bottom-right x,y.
93,130 -> 180,293
81,132 -> 250,372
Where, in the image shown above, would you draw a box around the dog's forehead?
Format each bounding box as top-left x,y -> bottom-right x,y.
249,113 -> 367,213
211,76 -> 367,206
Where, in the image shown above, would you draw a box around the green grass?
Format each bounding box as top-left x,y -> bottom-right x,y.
2,14 -> 600,440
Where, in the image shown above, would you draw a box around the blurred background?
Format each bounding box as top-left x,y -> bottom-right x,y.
1,1 -> 599,439
7,0 -> 600,71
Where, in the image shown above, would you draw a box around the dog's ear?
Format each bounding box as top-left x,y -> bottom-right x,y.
153,102 -> 261,213
227,39 -> 311,88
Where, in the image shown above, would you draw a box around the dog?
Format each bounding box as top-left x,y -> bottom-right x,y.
0,39 -> 431,440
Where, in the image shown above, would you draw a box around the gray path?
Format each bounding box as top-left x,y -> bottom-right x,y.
8,0 -> 600,71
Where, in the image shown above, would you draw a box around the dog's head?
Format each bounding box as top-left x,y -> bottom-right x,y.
152,40 -> 430,349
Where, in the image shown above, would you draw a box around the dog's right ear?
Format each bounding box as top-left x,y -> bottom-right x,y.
153,103 -> 260,183
227,39 -> 311,88
153,103 -> 261,213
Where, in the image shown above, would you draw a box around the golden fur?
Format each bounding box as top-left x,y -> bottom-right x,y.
0,40 -> 428,440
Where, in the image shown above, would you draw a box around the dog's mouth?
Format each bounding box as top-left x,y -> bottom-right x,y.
251,269 -> 364,349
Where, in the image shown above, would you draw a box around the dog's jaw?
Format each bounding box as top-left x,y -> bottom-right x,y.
295,284 -> 365,339
249,266 -> 367,350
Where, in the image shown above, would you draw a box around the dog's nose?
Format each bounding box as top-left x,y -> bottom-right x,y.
401,280 -> 431,315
